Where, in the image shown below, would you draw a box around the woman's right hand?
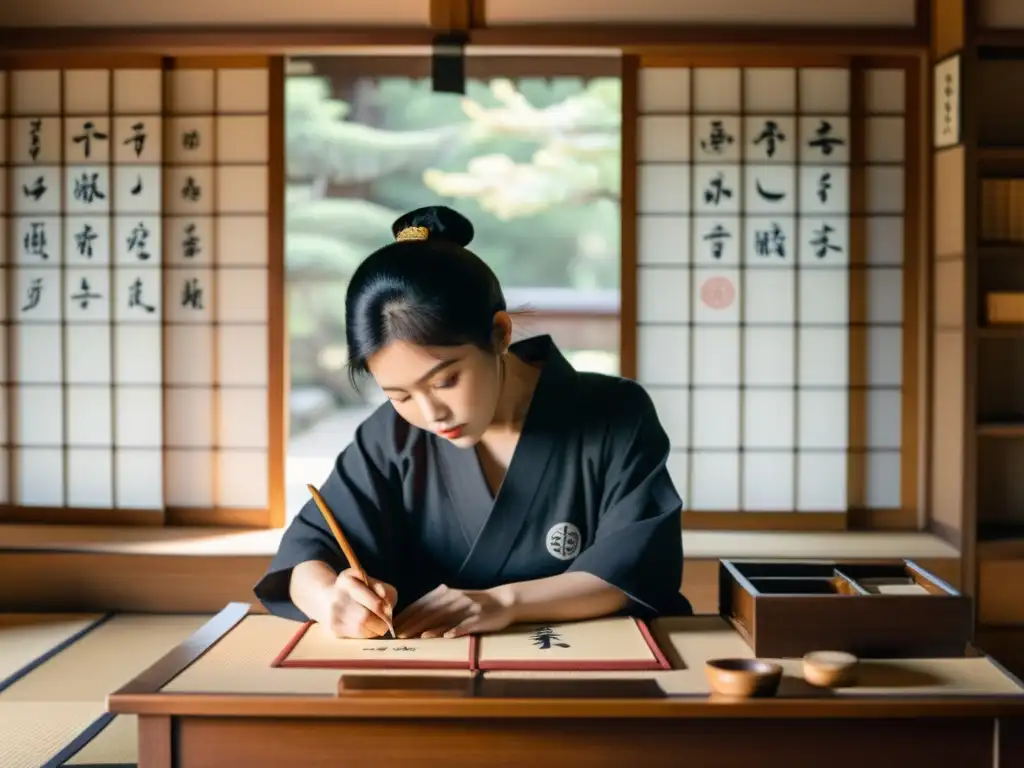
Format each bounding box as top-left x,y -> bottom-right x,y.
320,568 -> 397,639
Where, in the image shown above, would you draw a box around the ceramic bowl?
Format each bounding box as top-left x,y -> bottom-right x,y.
802,650 -> 859,688
705,658 -> 783,698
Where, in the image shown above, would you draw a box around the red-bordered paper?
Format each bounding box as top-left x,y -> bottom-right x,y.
271,616 -> 670,672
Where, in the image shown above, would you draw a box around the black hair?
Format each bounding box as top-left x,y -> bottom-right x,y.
344,205 -> 508,383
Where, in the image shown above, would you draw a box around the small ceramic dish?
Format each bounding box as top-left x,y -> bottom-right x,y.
802,650 -> 859,688
705,658 -> 783,698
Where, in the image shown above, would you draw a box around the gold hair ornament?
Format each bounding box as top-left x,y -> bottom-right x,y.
396,226 -> 430,242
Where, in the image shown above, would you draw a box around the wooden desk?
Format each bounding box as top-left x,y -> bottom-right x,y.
109,603 -> 1024,767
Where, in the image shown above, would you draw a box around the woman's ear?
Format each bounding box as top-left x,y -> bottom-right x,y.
492,311 -> 513,353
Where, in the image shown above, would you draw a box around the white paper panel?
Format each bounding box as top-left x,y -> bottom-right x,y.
114,325 -> 162,384
216,116 -> 269,163
114,387 -> 163,447
638,68 -> 689,113
692,327 -> 739,385
113,165 -> 162,213
647,389 -> 688,448
867,327 -> 902,386
15,385 -> 63,446
693,171 -> 740,216
217,166 -> 268,213
113,216 -> 161,265
10,71 -> 61,115
797,452 -> 847,511
742,453 -> 794,510
0,328 -> 5,381
744,118 -> 795,163
638,116 -> 690,162
164,387 -> 214,447
637,327 -> 688,385
168,324 -> 215,385
217,69 -> 270,114
693,215 -> 739,263
637,266 -> 688,323
112,70 -> 162,114
689,452 -> 739,511
799,269 -> 848,324
165,267 -> 214,323
798,167 -> 850,215
15,447 -> 63,505
165,449 -> 214,507
11,117 -> 61,163
743,390 -> 794,449
167,116 -> 215,164
744,69 -> 796,113
692,69 -> 740,112
799,68 -> 850,113
797,390 -> 848,450
168,216 -> 215,265
166,70 -> 215,115
866,216 -> 903,265
866,117 -> 905,163
216,268 -> 267,323
67,448 -> 113,508
865,451 -> 900,508
692,268 -> 739,323
12,168 -> 62,214
637,164 -> 689,213
219,388 -> 268,449
115,449 -> 163,509
114,266 -> 162,322
65,216 -> 111,264
217,325 -> 267,387
798,117 -> 849,163
113,116 -> 162,164
216,216 -> 265,266
218,450 -> 268,508
64,118 -> 111,164
744,269 -> 794,323
865,70 -> 905,114
692,389 -> 739,449
65,269 -> 111,322
637,216 -> 689,265
867,389 -> 901,450
866,268 -> 902,324
745,217 -> 797,263
164,166 -> 214,214
798,328 -> 848,386
744,328 -> 794,386
13,323 -> 62,383
0,386 -> 6,444
66,386 -> 112,446
866,166 -> 904,213
693,116 -> 741,162
65,325 -> 111,384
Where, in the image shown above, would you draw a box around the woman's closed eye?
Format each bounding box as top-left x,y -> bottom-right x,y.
433,372 -> 460,390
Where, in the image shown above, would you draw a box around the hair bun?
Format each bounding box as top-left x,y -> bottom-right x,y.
392,206 -> 474,248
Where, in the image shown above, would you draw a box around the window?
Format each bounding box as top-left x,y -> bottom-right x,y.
632,61 -> 916,525
284,54 -> 622,519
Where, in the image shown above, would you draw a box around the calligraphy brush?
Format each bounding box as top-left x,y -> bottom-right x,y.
306,483 -> 396,639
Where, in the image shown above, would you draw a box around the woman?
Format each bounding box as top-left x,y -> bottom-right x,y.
254,206 -> 692,640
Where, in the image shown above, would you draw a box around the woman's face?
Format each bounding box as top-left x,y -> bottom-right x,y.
367,339 -> 503,447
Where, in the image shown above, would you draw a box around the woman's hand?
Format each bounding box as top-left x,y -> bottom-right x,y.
320,568 -> 398,639
394,584 -> 515,639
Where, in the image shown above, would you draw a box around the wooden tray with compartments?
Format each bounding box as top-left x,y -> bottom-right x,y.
719,559 -> 972,658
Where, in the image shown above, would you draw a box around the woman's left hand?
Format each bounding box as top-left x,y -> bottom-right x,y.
394,584 -> 515,639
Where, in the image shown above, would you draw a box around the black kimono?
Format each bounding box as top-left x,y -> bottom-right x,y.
254,335 -> 692,621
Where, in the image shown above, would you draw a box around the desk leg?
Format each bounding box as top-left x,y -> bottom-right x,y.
138,715 -> 172,768
1000,718 -> 1024,768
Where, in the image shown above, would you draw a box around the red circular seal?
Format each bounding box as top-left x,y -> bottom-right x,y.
700,276 -> 735,310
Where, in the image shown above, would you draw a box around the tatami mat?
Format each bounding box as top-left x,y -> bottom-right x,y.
0,613 -> 209,702
0,702 -> 106,768
0,614 -> 106,688
63,715 -> 138,766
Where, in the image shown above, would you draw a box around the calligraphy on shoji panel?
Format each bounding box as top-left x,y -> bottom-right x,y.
634,62 -> 913,524
4,64 -> 165,515
163,62 -> 271,523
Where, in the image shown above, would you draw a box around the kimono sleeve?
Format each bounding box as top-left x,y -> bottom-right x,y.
567,383 -> 688,617
253,410 -> 403,621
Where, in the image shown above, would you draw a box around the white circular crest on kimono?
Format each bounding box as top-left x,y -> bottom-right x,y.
545,523 -> 581,561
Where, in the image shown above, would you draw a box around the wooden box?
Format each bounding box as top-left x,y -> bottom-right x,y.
987,292 -> 1024,324
719,560 -> 972,658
